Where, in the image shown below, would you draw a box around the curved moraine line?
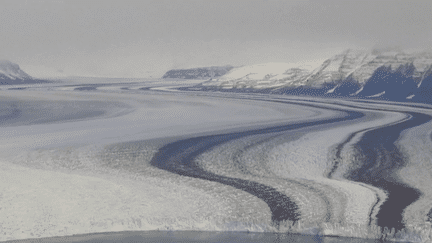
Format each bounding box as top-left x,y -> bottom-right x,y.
171,91 -> 432,231
327,113 -> 413,227
214,133 -> 337,224
294,99 -> 432,230
169,92 -> 432,231
205,132 -> 336,224
323,100 -> 432,230
150,100 -> 364,226
347,111 -> 431,231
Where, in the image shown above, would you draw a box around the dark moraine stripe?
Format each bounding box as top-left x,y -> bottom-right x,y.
0,103 -> 21,121
74,86 -> 98,91
153,90 -> 432,229
316,99 -> 432,230
150,100 -> 363,225
346,111 -> 431,230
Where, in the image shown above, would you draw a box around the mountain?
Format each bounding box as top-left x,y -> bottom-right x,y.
0,60 -> 33,83
199,49 -> 432,103
162,65 -> 234,79
202,62 -> 314,89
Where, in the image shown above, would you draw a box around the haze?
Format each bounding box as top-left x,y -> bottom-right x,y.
1,0 -> 431,78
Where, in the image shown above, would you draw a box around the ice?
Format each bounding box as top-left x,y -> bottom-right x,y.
2,83 -> 432,241
394,106 -> 432,227
0,86 -> 318,241
195,99 -> 406,227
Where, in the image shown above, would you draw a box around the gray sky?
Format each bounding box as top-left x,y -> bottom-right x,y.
1,0 -> 432,78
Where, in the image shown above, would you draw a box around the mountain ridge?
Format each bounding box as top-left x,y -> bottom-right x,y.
198,49 -> 432,103
162,65 -> 234,79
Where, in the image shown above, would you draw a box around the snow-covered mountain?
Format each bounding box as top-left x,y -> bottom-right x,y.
162,65 -> 234,79
304,49 -> 432,86
204,62 -> 314,89
199,49 -> 432,103
0,60 -> 33,82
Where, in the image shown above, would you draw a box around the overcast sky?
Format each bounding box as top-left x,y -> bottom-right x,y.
1,0 -> 432,78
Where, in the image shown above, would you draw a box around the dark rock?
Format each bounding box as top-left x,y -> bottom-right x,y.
162,65 -> 233,79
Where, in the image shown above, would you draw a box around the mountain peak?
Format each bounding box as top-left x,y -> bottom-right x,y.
0,59 -> 33,81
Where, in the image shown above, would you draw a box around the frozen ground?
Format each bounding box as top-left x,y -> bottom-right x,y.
1,80 -> 432,242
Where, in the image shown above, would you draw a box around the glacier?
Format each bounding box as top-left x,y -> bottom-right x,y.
2,64 -> 432,242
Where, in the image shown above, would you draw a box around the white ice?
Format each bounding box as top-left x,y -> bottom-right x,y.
1,82 -> 430,241
0,86 -> 319,241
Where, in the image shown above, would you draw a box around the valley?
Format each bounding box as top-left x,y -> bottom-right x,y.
1,79 -> 432,242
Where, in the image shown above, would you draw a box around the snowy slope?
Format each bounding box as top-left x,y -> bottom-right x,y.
304,49 -> 376,86
0,60 -> 32,81
199,49 -> 432,103
202,62 -> 315,89
204,49 -> 432,89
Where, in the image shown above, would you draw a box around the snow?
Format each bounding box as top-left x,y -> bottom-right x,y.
367,91 -> 385,98
0,70 -> 15,80
323,57 -> 343,72
219,63 -> 302,80
202,62 -> 318,89
350,86 -> 363,96
201,49 -> 432,92
217,62 -> 314,81
326,85 -> 337,93
0,60 -> 32,80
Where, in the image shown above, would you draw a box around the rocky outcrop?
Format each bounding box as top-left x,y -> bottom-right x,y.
413,65 -> 432,103
357,63 -> 417,100
162,65 -> 233,79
